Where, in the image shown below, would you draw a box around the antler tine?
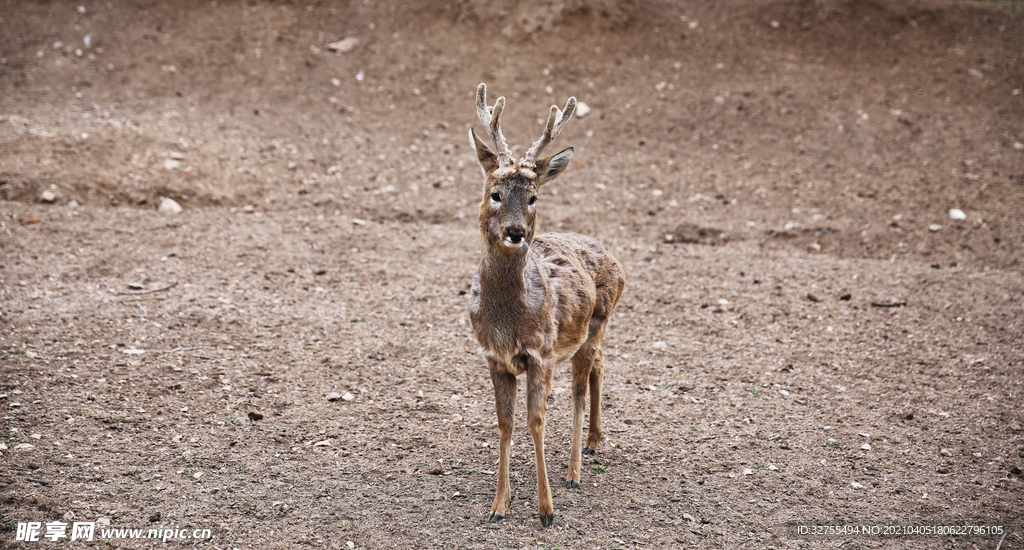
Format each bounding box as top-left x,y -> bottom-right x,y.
523,96 -> 577,168
475,83 -> 514,171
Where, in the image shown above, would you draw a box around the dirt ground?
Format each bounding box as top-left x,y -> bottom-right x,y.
2,0 -> 1023,548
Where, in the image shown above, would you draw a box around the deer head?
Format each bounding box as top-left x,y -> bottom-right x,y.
469,83 -> 576,251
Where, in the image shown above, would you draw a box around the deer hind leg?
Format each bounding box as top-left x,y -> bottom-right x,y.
488,366 -> 517,523
526,356 -> 555,527
566,345 -> 596,489
585,347 -> 605,453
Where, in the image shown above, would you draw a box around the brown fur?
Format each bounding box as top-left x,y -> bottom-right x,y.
468,84 -> 626,527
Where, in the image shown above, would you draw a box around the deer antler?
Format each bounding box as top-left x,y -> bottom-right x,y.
476,83 -> 515,173
521,96 -> 577,170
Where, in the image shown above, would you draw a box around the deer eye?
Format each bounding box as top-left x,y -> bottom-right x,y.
490,193 -> 501,203
528,196 -> 537,206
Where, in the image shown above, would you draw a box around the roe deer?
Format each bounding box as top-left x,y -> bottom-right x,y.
468,83 -> 625,528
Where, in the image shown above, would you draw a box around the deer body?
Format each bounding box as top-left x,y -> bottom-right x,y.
468,84 -> 625,528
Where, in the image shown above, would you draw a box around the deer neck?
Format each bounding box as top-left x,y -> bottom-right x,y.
479,243 -> 536,309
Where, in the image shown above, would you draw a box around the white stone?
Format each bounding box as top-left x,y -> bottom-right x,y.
327,37 -> 359,53
159,198 -> 182,214
575,101 -> 591,118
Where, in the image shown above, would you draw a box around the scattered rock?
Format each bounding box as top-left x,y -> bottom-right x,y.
312,439 -> 332,447
940,448 -> 952,457
850,481 -> 865,489
40,190 -> 56,203
247,411 -> 263,421
949,209 -> 966,220
806,293 -> 820,302
342,392 -> 355,401
96,518 -> 111,528
163,159 -> 182,170
575,101 -> 591,118
652,341 -> 668,351
742,468 -> 753,476
767,464 -> 778,471
678,382 -> 695,393
665,223 -> 729,246
15,443 -> 35,451
159,197 -> 183,214
683,513 -> 696,522
326,392 -> 343,401
327,37 -> 359,52
861,443 -> 871,451
871,300 -> 906,308
122,349 -> 145,355
839,293 -> 852,301
928,224 -> 942,232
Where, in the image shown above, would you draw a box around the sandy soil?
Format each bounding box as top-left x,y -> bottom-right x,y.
1,0 -> 1023,548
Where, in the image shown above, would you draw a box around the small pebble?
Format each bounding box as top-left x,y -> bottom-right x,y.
949,209 -> 966,220
940,449 -> 952,457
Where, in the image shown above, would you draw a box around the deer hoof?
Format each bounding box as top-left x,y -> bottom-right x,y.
566,479 -> 580,489
583,447 -> 596,455
486,512 -> 505,523
540,512 -> 554,528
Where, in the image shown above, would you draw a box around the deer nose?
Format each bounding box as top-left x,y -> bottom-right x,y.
507,230 -> 525,243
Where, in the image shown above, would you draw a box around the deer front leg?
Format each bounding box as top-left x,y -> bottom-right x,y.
488,366 -> 517,523
526,356 -> 554,527
566,346 -> 595,489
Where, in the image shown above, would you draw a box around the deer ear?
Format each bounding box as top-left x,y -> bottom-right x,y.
535,147 -> 573,186
469,127 -> 498,175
